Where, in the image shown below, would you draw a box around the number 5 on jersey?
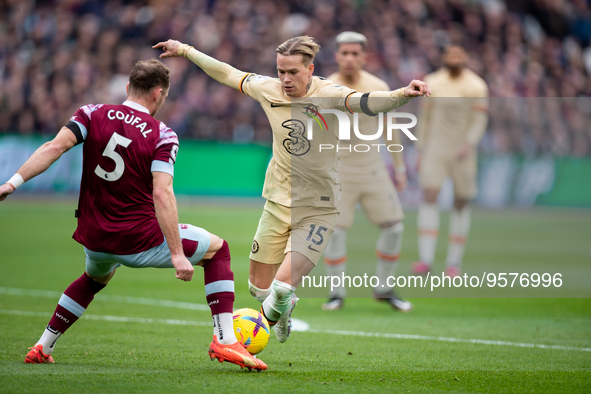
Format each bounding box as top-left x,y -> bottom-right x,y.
95,132 -> 132,181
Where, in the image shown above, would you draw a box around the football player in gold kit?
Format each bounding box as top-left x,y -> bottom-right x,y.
155,37 -> 430,343
321,32 -> 412,312
411,46 -> 489,277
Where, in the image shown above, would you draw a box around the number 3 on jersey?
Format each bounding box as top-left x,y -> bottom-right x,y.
94,132 -> 132,181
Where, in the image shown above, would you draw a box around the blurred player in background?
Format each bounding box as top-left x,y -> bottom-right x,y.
154,37 -> 430,343
0,59 -> 267,371
321,32 -> 412,312
412,46 -> 489,277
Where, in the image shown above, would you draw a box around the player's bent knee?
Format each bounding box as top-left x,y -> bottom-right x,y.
423,189 -> 439,203
382,222 -> 404,235
249,260 -> 278,289
86,269 -> 115,285
207,234 -> 224,254
454,198 -> 469,210
200,234 -> 224,261
379,220 -> 401,229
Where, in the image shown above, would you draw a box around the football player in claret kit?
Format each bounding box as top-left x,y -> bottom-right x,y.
412,45 -> 489,277
0,59 -> 267,371
321,32 -> 412,312
154,36 -> 430,343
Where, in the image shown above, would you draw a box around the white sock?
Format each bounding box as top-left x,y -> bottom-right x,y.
323,227 -> 347,298
418,202 -> 440,265
446,207 -> 471,267
262,279 -> 295,322
325,262 -> 346,298
248,280 -> 271,303
375,222 -> 404,295
212,312 -> 238,345
36,325 -> 61,355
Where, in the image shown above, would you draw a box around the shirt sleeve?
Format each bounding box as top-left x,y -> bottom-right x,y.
320,83 -> 357,112
240,74 -> 276,102
66,104 -> 103,144
151,121 -> 180,177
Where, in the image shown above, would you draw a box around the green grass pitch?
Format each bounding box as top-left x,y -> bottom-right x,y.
0,200 -> 590,393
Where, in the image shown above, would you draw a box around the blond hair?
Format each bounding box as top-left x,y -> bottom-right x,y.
276,36 -> 321,65
335,31 -> 367,50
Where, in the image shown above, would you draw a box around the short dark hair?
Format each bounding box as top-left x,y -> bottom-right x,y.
129,59 -> 170,95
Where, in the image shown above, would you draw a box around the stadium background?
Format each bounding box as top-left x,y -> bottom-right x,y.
0,2 -> 590,392
0,0 -> 590,208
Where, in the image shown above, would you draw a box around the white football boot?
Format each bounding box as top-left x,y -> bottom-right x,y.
274,294 -> 299,343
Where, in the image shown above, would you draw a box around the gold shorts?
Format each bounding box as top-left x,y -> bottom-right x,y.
420,152 -> 477,199
249,200 -> 338,266
336,168 -> 404,229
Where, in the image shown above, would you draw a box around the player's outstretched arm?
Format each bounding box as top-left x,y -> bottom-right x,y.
153,39 -> 248,92
346,80 -> 431,114
0,126 -> 78,201
153,171 -> 194,282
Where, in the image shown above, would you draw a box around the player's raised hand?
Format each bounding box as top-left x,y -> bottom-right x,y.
153,40 -> 182,58
456,142 -> 473,161
171,254 -> 194,282
0,183 -> 16,202
404,80 -> 431,97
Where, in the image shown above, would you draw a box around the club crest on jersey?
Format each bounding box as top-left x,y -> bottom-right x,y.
170,145 -> 179,164
251,240 -> 259,254
282,119 -> 310,156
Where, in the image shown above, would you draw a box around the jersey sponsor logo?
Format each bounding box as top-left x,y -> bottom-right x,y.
282,119 -> 310,156
253,75 -> 271,82
302,104 -> 328,132
251,240 -> 259,254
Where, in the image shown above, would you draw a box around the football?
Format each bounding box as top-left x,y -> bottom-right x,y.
232,308 -> 270,355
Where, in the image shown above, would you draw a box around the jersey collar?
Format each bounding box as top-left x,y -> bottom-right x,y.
122,100 -> 150,114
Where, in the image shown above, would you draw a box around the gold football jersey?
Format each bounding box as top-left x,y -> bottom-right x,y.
416,68 -> 489,156
240,75 -> 355,208
327,70 -> 393,174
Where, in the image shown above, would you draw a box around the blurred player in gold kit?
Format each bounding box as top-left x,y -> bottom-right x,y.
412,46 -> 489,277
322,32 -> 412,312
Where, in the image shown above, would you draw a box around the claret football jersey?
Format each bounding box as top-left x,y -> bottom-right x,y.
68,101 -> 179,254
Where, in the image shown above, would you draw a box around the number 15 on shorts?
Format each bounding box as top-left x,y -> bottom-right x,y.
306,224 -> 327,252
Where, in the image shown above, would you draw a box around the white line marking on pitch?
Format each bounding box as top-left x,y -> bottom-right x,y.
0,309 -> 212,327
0,286 -> 209,311
0,308 -> 589,353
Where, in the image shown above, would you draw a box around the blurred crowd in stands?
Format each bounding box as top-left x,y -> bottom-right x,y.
0,0 -> 590,156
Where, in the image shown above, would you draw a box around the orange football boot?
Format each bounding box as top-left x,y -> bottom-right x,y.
24,344 -> 54,364
208,336 -> 267,371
